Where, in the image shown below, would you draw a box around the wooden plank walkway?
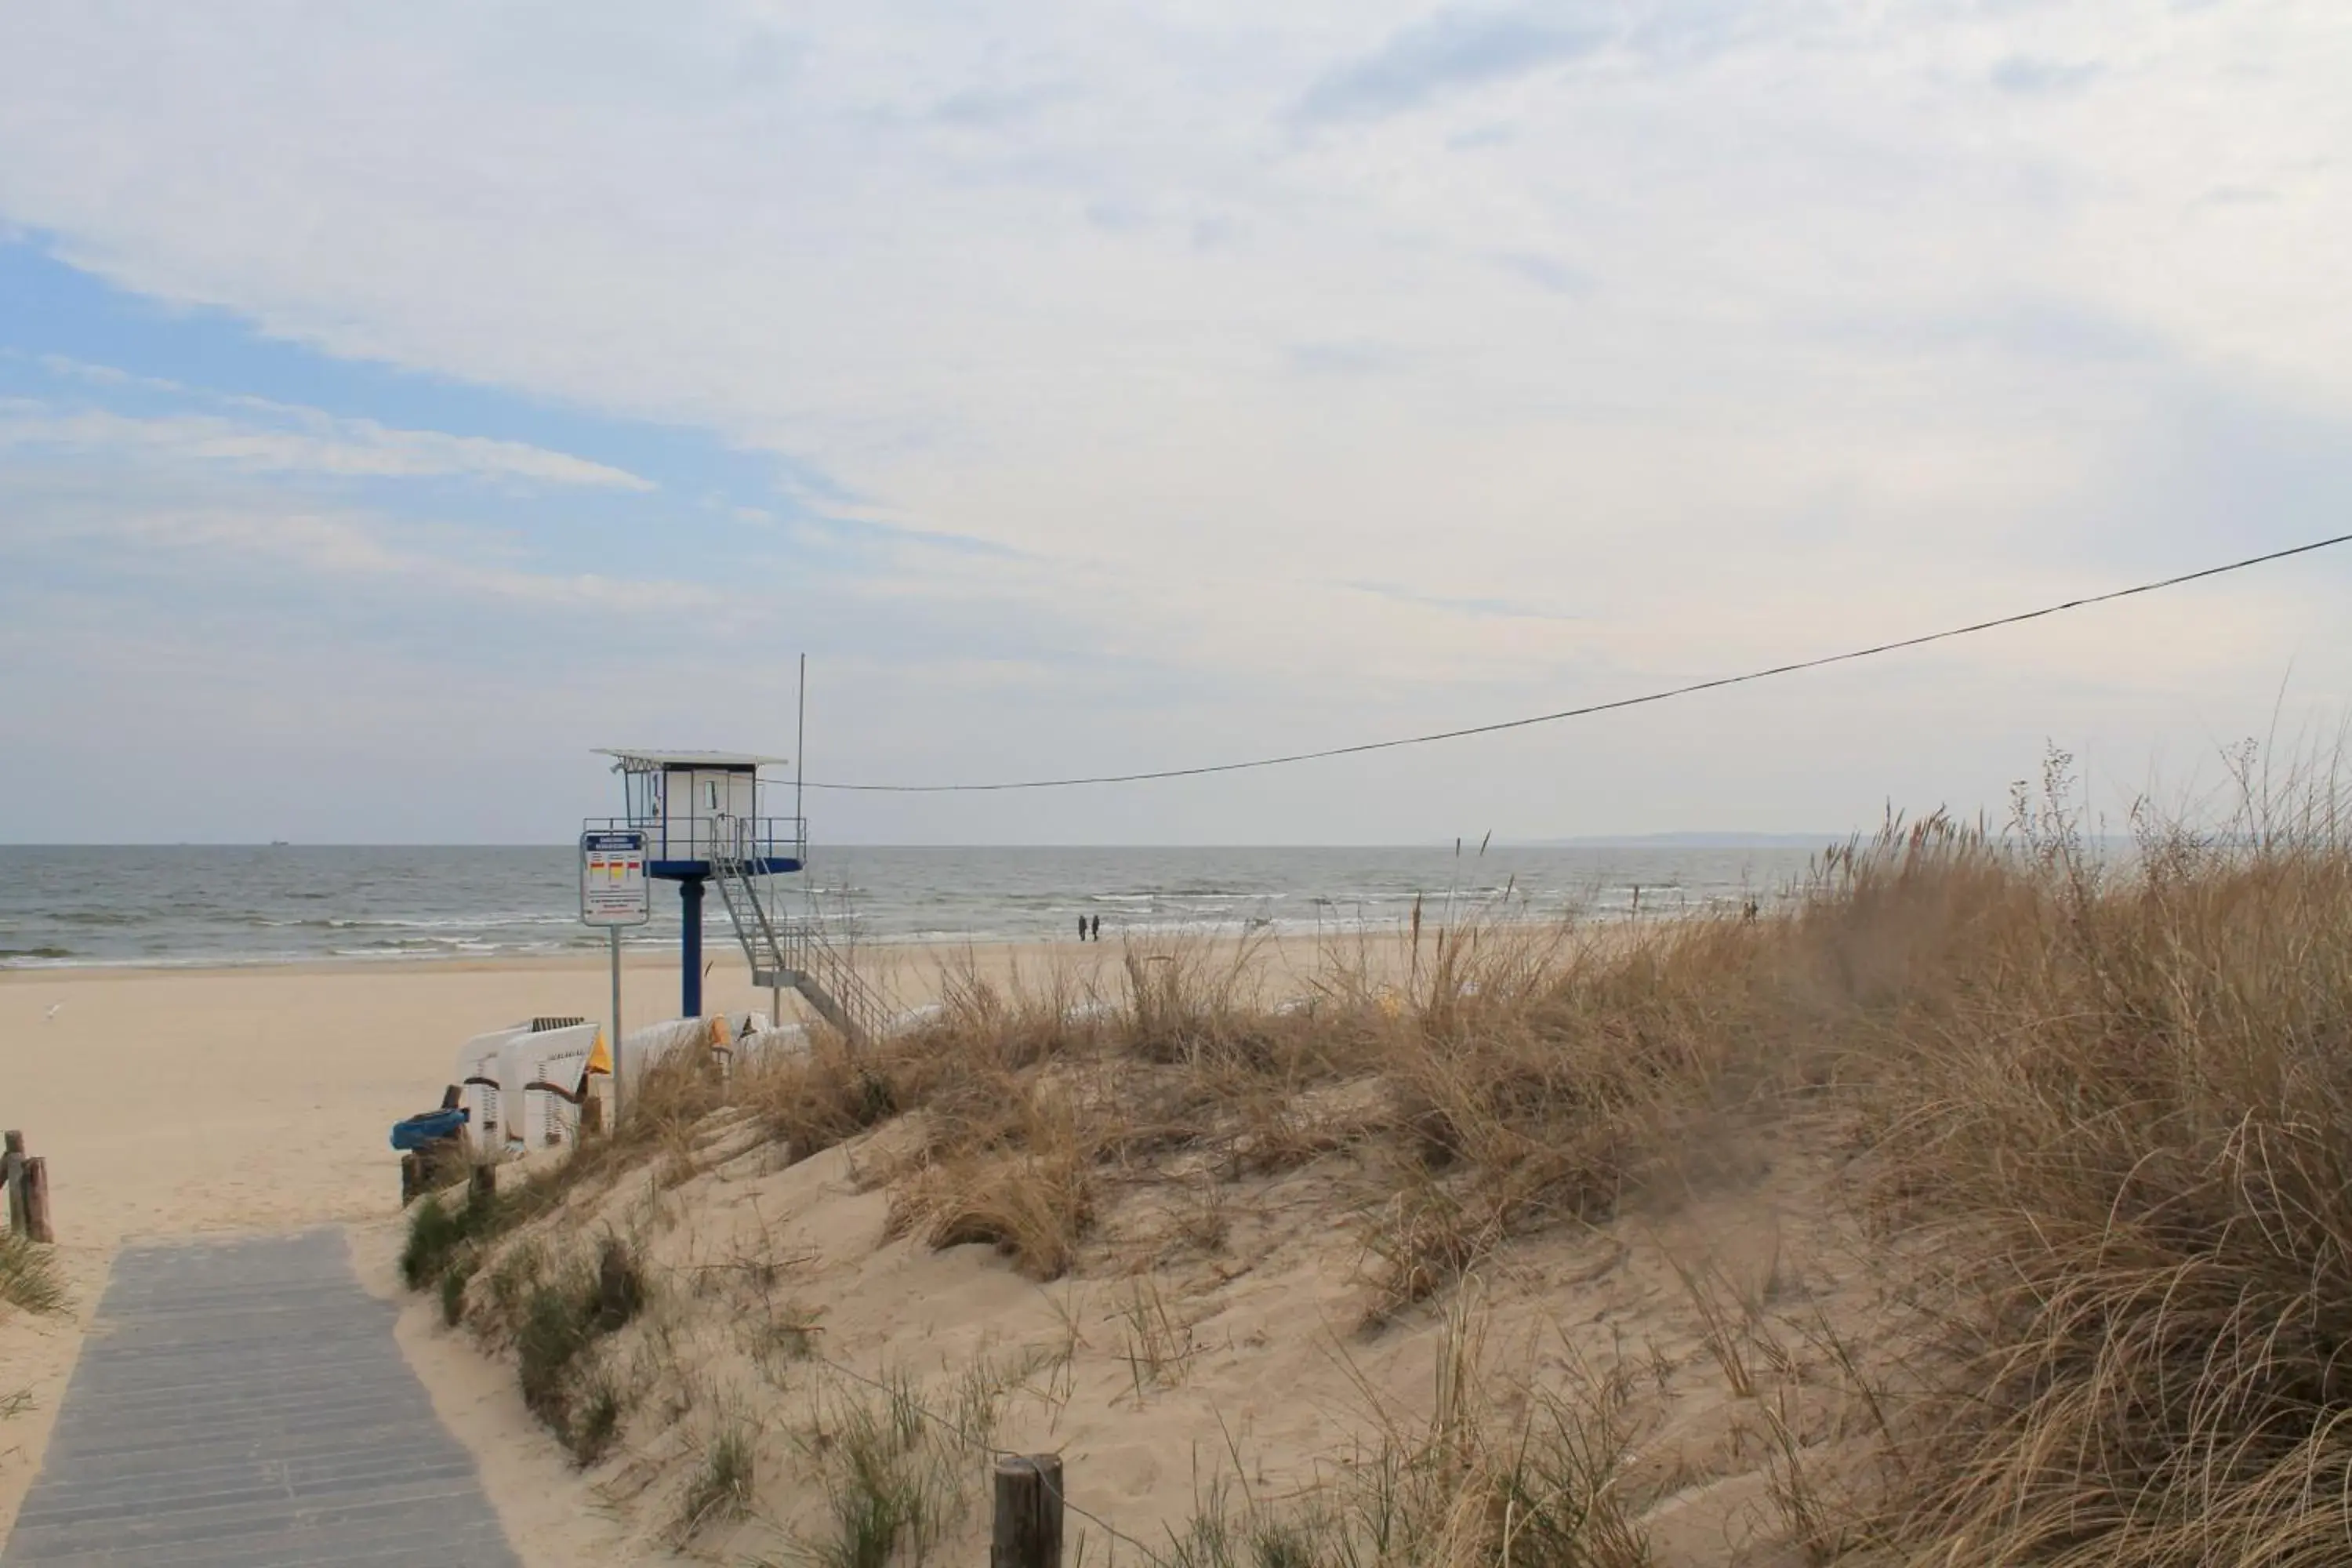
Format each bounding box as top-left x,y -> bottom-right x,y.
2,1230 -> 518,1566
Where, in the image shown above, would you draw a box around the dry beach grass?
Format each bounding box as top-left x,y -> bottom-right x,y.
402,754 -> 2352,1565
0,1234 -> 64,1322
0,1228 -> 67,1494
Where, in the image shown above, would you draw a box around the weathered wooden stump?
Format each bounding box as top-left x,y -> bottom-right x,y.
3,1129 -> 49,1241
991,1454 -> 1065,1568
3,1128 -> 25,1236
23,1154 -> 53,1243
399,1135 -> 469,1207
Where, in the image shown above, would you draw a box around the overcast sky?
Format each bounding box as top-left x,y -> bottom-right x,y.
3,1 -> 2349,844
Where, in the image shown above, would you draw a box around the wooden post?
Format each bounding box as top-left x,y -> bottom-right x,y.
20,1157 -> 52,1244
991,1454 -> 1065,1568
468,1163 -> 496,1210
3,1130 -> 26,1236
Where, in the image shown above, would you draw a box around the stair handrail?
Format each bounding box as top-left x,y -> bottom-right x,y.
782,916 -> 893,1040
709,814 -> 793,975
707,812 -> 895,1044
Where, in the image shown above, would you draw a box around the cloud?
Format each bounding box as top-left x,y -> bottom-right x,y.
1348,580 -> 1588,622
1990,56 -> 2101,96
1491,251 -> 1592,296
0,397 -> 652,488
2,2 -> 2350,841
1296,8 -> 1611,123
31,352 -> 183,392
14,493 -> 713,612
1817,296 -> 2164,365
930,82 -> 1076,129
1287,340 -> 1413,378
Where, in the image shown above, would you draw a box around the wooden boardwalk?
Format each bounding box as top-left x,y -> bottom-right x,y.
2,1231 -> 517,1566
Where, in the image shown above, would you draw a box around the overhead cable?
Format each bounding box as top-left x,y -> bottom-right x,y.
801,531 -> 2352,793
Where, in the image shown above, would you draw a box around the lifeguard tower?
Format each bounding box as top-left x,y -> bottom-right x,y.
586,750 -> 888,1040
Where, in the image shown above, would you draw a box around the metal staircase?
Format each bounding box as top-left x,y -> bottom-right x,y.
709,815 -> 892,1044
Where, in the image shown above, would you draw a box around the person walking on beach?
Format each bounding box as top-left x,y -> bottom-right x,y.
1078,915 -> 1090,942
1091,914 -> 1102,942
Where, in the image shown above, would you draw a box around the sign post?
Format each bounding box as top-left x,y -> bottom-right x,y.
580,830 -> 651,1121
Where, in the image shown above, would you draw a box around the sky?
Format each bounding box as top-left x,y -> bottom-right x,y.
3,0 -> 2350,845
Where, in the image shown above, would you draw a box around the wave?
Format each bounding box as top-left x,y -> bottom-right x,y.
317,913 -> 577,931
0,950 -> 314,971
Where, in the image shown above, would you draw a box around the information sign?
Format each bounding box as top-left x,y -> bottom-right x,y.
580,830 -> 651,927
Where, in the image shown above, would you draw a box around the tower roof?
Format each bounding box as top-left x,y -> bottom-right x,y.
593,749 -> 789,771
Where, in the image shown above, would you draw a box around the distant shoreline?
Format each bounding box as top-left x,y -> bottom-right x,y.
0,910 -> 1698,985
1517,833 -> 1835,849
0,843 -> 1809,971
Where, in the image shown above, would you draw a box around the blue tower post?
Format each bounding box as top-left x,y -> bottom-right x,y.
679,876 -> 705,1018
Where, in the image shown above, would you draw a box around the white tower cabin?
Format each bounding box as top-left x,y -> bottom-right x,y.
588,749 -> 891,1040
593,750 -> 791,873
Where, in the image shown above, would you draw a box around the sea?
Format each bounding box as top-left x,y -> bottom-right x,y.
0,844 -> 1829,970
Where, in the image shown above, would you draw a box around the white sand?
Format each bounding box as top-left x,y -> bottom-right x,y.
0,933 -> 1382,1551
0,941 -> 1295,1245
376,1109 -> 1853,1566
11,920 -> 1752,1562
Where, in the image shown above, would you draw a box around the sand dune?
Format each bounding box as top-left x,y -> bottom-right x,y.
0,934 -> 1375,1552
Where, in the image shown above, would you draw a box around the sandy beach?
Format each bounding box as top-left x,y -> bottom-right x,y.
0,931 -> 1403,1546
0,926 -> 1435,1238
0,949 -> 903,1546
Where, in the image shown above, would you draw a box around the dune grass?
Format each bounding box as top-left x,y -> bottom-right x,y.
1162,1299 -> 1653,1568
1834,778 -> 2352,1565
1137,764 -> 2352,1566
720,887 -> 1804,1319
0,1229 -> 64,1318
497,1236 -> 648,1462
408,748 -> 2352,1563
677,1409 -> 757,1543
402,1175 -> 649,1462
2,1228 -> 67,1429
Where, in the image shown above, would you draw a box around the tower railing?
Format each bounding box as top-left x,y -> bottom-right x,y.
583,815 -> 806,868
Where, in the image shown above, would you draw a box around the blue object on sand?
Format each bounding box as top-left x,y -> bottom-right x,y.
390,1108 -> 469,1151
